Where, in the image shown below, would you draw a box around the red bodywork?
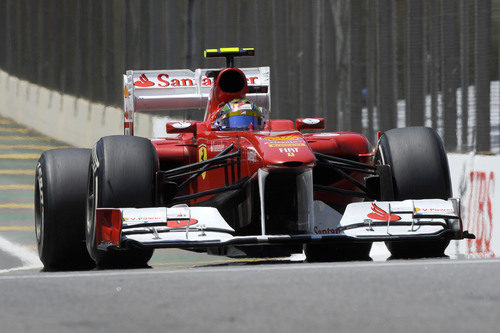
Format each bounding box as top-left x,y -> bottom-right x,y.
147,67 -> 372,233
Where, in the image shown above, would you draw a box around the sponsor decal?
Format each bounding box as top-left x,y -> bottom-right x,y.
211,144 -> 225,152
201,77 -> 213,86
279,147 -> 299,157
172,122 -> 191,129
124,216 -> 164,221
133,74 -> 259,88
123,217 -> 198,228
303,118 -> 320,125
313,133 -> 341,137
198,145 -> 208,179
167,218 -> 198,228
134,74 -> 154,87
201,76 -> 257,86
268,143 -> 306,148
157,74 -> 194,87
278,148 -> 299,153
313,226 -> 346,234
264,135 -> 300,141
210,140 -> 226,152
263,136 -> 306,150
414,207 -> 454,213
367,203 -> 401,222
247,77 -> 258,85
466,171 -> 495,258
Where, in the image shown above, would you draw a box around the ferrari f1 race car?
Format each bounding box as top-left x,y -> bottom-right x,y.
35,48 -> 473,269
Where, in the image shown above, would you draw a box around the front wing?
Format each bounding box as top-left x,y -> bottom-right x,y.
95,199 -> 473,251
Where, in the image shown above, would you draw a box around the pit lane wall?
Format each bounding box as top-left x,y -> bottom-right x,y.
0,70 -> 163,147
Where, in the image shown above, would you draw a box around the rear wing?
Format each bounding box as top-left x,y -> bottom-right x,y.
122,67 -> 270,135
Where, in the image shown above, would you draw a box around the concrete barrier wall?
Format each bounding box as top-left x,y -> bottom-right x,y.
0,70 -> 161,147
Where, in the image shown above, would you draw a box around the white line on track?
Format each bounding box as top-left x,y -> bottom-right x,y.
0,265 -> 41,274
0,234 -> 42,274
0,257 -> 499,280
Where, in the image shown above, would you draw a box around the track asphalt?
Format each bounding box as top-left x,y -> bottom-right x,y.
0,117 -> 498,332
1,259 -> 500,333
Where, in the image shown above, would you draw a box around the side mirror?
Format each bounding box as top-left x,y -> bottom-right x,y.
296,118 -> 325,131
166,122 -> 197,134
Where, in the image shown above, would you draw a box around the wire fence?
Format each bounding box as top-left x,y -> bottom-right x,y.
1,0 -> 499,152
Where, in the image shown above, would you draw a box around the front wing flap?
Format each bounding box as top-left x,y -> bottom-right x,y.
95,199 -> 472,251
336,199 -> 464,239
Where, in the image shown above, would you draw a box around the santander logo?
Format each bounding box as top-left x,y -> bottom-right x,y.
133,73 -> 259,88
134,74 -> 155,87
367,203 -> 401,222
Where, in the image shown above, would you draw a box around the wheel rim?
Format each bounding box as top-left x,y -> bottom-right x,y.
85,158 -> 99,261
35,163 -> 43,246
86,174 -> 96,237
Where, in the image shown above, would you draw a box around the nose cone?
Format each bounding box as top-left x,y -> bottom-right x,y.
253,133 -> 316,169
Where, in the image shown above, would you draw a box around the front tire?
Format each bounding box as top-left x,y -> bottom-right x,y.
376,127 -> 452,258
86,136 -> 157,268
35,149 -> 95,270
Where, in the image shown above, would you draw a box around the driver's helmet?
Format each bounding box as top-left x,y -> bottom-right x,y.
214,98 -> 264,131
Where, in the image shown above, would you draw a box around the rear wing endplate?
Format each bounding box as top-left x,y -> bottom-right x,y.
122,67 -> 270,135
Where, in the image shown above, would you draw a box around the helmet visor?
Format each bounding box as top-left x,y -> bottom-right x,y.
220,114 -> 263,130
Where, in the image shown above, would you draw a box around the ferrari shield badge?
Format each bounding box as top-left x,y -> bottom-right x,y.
198,145 -> 208,179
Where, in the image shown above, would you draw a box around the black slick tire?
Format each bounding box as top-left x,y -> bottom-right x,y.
86,135 -> 157,268
376,127 -> 452,258
35,148 -> 95,271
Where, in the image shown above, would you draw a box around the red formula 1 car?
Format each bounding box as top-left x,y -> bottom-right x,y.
35,48 -> 473,269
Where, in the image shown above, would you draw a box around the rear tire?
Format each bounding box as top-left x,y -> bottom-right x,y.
376,127 -> 452,258
35,149 -> 95,270
86,136 -> 157,268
